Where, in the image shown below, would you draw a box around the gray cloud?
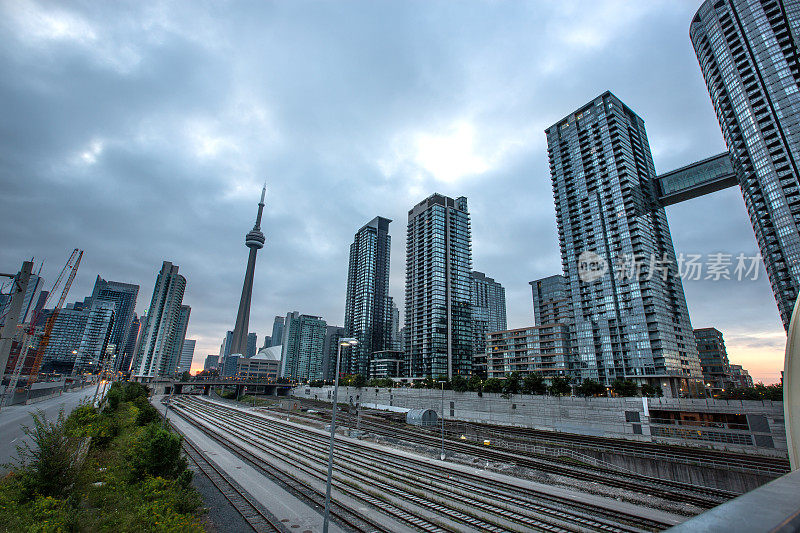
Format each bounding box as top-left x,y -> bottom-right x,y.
0,0 -> 784,381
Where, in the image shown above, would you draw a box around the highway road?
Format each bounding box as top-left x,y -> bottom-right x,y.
0,385 -> 96,474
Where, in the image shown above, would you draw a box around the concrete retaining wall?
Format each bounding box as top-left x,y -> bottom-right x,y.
294,386 -> 786,455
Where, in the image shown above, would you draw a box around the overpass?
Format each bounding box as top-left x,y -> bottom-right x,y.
152,378 -> 294,397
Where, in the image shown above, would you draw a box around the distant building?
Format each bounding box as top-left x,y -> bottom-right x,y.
0,272 -> 44,326
530,275 -> 571,326
246,332 -> 257,358
405,194 -> 473,379
74,300 -> 115,373
131,261 -> 187,380
282,314 -> 327,382
261,335 -> 272,349
344,216 -> 392,376
39,308 -> 89,373
119,314 -> 140,373
271,316 -> 285,347
389,298 -> 400,351
694,328 -> 732,393
370,350 -> 404,379
86,276 -> 139,363
237,345 -> 281,380
173,305 -> 191,373
203,354 -> 219,371
322,325 -> 345,381
486,326 -> 570,380
730,364 -> 755,388
178,339 -> 196,374
470,271 -> 507,375
529,275 -> 575,378
221,354 -> 241,377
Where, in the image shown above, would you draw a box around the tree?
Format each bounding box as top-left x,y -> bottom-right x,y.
451,375 -> 469,392
351,374 -> 367,388
641,384 -> 663,398
549,377 -> 571,396
611,379 -> 638,397
180,371 -> 191,382
576,379 -> 606,397
482,378 -> 503,393
522,374 -> 547,395
503,372 -> 521,395
467,375 -> 483,392
720,383 -> 782,401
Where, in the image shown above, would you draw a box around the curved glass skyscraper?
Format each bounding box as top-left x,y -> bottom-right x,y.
691,0 -> 800,329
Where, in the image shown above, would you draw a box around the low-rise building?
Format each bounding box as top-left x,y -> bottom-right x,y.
370,350 -> 404,379
486,325 -> 570,379
730,364 -> 754,388
237,346 -> 281,380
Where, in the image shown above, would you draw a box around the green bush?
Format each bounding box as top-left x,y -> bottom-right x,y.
133,396 -> 161,426
128,424 -> 187,482
14,408 -> 83,499
522,374 -> 547,395
611,379 -> 638,397
577,379 -> 606,397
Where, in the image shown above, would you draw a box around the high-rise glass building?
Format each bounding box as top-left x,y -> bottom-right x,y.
322,325 -> 346,381
344,216 -> 392,376
120,313 -> 140,372
271,316 -> 285,347
39,307 -> 88,372
246,332 -> 257,358
178,339 -> 196,374
691,0 -> 800,329
282,314 -> 327,381
546,92 -> 702,395
86,276 -> 139,362
470,271 -> 507,374
405,194 -> 473,379
131,261 -> 187,380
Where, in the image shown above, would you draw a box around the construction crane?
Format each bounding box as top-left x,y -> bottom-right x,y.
1,249 -> 82,407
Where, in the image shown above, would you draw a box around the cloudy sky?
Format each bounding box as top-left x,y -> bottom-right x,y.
0,0 -> 785,382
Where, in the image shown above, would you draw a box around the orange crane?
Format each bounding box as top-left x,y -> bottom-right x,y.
1,249 -> 82,405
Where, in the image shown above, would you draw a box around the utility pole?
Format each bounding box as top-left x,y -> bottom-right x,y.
0,262 -> 33,410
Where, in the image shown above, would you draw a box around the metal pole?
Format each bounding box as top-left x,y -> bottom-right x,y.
163,387 -> 174,427
441,381 -> 445,460
322,342 -> 343,533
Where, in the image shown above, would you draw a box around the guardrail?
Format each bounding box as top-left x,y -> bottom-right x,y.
446,420 -> 788,477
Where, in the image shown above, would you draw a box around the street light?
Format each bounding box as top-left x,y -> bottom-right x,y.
438,380 -> 447,461
322,337 -> 358,533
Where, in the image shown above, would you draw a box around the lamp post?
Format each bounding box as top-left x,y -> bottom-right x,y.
322,337 -> 358,533
439,380 -> 447,460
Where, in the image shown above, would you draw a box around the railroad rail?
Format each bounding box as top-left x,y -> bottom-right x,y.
173,396 -> 684,532
178,427 -> 284,532
280,405 -> 737,507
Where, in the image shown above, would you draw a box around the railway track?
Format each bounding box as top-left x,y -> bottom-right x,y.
442,419 -> 789,475
283,406 -> 736,507
174,396 -> 684,532
178,428 -> 284,532
289,397 -> 788,476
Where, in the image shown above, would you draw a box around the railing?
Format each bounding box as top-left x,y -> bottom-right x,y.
649,417 -> 750,431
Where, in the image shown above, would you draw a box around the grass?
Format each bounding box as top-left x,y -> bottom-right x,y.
0,382 -> 204,532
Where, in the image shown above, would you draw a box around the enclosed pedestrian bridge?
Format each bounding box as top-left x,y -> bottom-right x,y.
655,152 -> 738,206
151,378 -> 294,397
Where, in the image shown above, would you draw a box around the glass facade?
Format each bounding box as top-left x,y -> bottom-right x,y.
691,0 -> 800,329
546,92 -> 703,392
131,261 -> 187,380
470,271 -> 507,375
344,216 -> 392,376
405,194 -> 473,378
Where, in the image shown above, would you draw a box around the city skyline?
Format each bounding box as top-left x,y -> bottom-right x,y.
0,1 -> 786,383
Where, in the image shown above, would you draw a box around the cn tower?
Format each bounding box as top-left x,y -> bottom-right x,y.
229,184 -> 266,357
